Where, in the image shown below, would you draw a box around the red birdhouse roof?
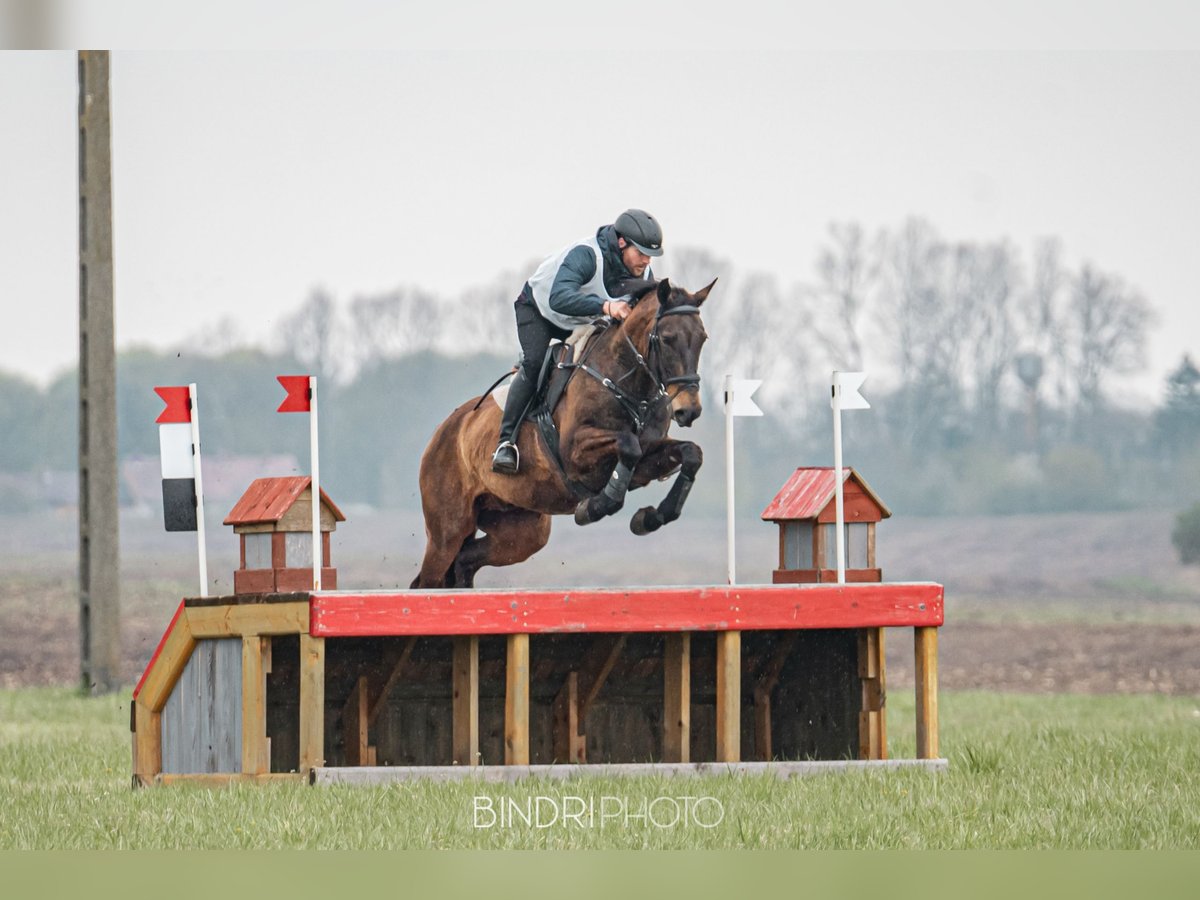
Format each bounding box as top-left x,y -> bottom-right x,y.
761,467 -> 891,522
223,476 -> 345,526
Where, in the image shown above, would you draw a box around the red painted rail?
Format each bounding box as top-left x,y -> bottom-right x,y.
309,582 -> 943,637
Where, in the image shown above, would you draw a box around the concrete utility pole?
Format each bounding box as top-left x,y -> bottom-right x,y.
78,51 -> 121,693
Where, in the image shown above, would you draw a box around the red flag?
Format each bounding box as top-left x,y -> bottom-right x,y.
154,386 -> 191,423
277,375 -> 312,413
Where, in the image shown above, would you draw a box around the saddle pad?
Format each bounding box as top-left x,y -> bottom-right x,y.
491,323 -> 598,409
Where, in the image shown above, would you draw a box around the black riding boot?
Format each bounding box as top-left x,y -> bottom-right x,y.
492,369 -> 536,474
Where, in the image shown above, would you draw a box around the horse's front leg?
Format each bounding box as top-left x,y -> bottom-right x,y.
574,431 -> 643,526
628,439 -> 703,535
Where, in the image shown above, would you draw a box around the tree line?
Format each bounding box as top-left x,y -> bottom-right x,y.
2,218 -> 1197,517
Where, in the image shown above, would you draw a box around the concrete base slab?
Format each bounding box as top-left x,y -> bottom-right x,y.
310,758 -> 949,785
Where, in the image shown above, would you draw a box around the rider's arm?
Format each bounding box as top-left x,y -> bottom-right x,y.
548,246 -> 607,318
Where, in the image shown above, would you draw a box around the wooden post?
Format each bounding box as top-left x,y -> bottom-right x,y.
452,635 -> 479,766
715,631 -> 741,763
915,626 -> 940,759
663,633 -> 691,763
752,633 -> 796,762
299,633 -> 325,773
505,634 -> 530,765
132,700 -> 161,784
240,635 -> 270,775
858,627 -> 887,760
78,50 -> 121,694
342,675 -> 375,766
552,671 -> 585,764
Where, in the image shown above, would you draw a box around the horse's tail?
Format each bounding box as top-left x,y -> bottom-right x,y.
472,366 -> 518,411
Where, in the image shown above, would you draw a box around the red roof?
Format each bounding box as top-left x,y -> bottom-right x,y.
760,467 -> 890,521
223,476 -> 346,526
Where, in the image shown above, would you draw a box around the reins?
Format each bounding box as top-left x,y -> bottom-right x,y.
561,302 -> 703,433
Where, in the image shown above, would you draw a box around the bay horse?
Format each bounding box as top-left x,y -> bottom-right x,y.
412,277 -> 716,588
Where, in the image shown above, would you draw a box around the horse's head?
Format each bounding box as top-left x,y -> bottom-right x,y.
627,277 -> 716,428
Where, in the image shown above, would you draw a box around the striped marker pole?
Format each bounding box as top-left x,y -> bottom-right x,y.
278,374 -> 321,590
154,383 -> 208,596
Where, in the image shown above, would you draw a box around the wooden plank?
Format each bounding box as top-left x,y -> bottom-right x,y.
578,634 -> 627,722
505,634 -> 530,765
452,635 -> 479,766
133,603 -> 197,713
663,632 -> 690,763
915,626 -> 940,760
867,522 -> 877,569
133,699 -> 161,781
342,675 -> 376,766
299,633 -> 325,772
752,633 -> 797,762
241,635 -> 270,775
367,636 -> 418,725
552,671 -> 585,764
160,638 -> 241,775
716,631 -> 741,763
310,583 -> 945,637
858,627 -> 887,760
149,773 -> 305,787
187,601 -> 309,638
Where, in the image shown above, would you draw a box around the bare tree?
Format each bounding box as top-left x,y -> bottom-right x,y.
959,241 -> 1022,434
347,286 -> 441,368
278,287 -> 342,380
1015,237 -> 1071,409
873,219 -> 979,450
807,221 -> 880,371
1068,264 -> 1155,413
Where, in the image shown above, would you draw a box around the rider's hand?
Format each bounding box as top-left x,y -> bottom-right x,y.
603,300 -> 631,320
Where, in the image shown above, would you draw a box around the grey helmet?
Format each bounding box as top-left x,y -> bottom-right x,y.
615,208 -> 664,257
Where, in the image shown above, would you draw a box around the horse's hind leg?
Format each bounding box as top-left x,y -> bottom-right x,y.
413,498 -> 478,589
451,509 -> 552,587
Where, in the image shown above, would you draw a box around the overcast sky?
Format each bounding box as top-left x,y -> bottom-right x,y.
2,6 -> 1199,404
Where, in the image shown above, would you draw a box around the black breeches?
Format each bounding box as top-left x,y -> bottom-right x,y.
515,299 -> 572,383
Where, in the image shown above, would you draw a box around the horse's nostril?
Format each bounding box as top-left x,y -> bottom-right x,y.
674,408 -> 699,427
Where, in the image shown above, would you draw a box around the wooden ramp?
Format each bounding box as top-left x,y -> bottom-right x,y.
131,583 -> 944,786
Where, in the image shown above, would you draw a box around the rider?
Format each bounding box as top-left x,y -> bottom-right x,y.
491,208 -> 664,474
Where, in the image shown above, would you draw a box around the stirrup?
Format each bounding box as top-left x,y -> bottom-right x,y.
492,440 -> 520,474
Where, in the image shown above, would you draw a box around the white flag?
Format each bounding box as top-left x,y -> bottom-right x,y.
831,371 -> 870,410
725,378 -> 764,417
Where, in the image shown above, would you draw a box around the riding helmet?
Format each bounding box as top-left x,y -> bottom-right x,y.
615,208 -> 664,257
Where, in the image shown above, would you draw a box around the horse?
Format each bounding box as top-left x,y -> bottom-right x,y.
411,276 -> 716,589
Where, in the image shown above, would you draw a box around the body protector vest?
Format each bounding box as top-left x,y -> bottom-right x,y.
527,234 -> 650,331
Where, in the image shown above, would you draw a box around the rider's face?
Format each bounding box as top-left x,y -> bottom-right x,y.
619,240 -> 651,277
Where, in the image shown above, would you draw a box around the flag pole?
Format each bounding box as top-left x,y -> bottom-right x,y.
832,373 -> 847,584
309,375 -> 321,591
724,374 -> 736,585
188,383 -> 208,597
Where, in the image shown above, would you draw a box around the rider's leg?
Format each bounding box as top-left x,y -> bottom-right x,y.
493,300 -> 566,474
492,368 -> 536,473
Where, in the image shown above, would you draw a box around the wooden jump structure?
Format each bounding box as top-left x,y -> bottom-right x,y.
131,582 -> 944,786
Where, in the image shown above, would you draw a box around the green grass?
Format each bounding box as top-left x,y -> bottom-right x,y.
2,688 -> 1199,849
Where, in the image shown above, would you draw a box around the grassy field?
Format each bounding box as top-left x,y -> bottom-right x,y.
2,686 -> 1198,849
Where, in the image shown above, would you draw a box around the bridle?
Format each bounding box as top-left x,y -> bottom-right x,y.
563,303 -> 703,433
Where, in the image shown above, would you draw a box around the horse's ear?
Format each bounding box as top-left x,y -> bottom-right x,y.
691,277 -> 718,306
656,277 -> 672,305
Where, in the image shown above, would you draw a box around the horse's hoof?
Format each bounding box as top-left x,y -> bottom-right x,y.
630,506 -> 663,536
575,500 -> 595,526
